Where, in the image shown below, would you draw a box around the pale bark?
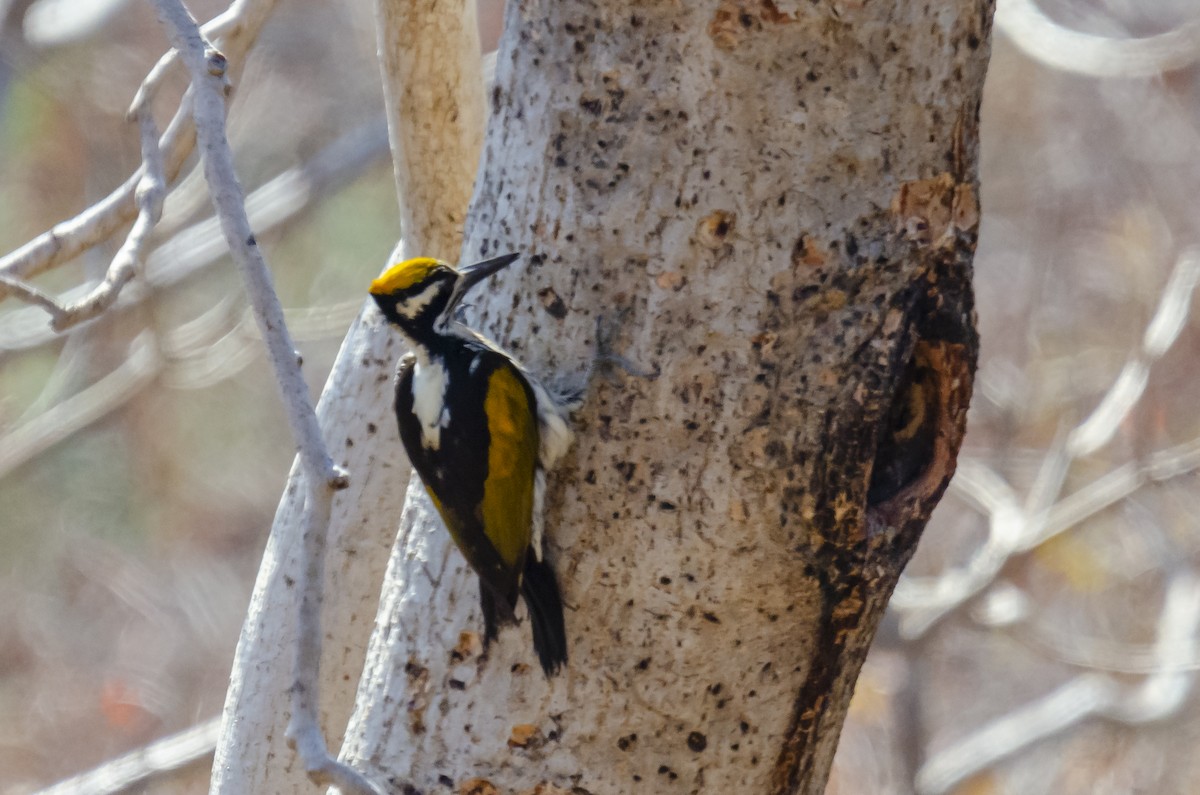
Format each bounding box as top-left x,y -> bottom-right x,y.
210,0 -> 484,791
341,2 -> 991,795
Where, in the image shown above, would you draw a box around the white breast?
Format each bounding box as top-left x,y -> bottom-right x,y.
411,357 -> 448,449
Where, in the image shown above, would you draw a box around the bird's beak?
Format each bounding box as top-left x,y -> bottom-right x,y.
457,252 -> 520,294
448,252 -> 520,314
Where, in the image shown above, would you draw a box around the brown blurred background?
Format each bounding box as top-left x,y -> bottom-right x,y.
2,1 -> 1199,793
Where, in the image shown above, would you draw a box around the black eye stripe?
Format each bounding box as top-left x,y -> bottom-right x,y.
399,269 -> 453,299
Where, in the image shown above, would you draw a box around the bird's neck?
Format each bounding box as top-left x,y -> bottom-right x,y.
396,314 -> 459,363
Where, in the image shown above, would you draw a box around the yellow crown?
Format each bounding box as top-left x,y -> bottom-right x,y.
369,257 -> 448,295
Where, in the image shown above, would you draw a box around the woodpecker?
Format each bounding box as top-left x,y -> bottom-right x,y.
369,253 -> 573,675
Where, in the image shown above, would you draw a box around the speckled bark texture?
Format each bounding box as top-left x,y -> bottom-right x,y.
342,2 -> 993,793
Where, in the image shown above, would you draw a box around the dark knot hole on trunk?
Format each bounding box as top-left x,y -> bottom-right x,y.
866,340 -> 969,510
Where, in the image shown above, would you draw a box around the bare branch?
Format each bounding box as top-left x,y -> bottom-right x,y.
1103,572 -> 1200,723
152,0 -> 341,488
214,0 -> 490,786
0,334 -> 158,481
0,118 -> 388,357
159,299 -> 257,389
998,0 -> 1200,77
895,434 -> 1200,638
1038,433 -> 1200,544
0,274 -> 67,323
34,717 -> 220,795
891,460 -> 1026,637
893,247 -> 1200,638
916,572 -> 1200,795
0,294 -> 361,479
160,300 -> 364,389
150,0 -> 367,790
1067,249 -> 1200,458
0,0 -> 279,303
130,7 -> 241,118
50,105 -> 168,330
915,674 -> 1118,795
281,466 -> 387,795
0,95 -> 188,301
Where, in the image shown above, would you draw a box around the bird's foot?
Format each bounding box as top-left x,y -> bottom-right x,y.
548,312 -> 658,411
590,311 -> 660,385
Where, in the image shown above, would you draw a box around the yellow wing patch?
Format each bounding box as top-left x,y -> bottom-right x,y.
369,257 -> 446,296
480,365 -> 537,569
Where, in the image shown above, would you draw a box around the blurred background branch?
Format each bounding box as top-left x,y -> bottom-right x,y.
835,2 -> 1200,792
0,0 -> 277,304
0,0 -> 392,790
33,716 -> 219,795
998,0 -> 1200,77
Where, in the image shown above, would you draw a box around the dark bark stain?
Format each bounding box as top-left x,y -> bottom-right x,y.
767,226 -> 978,794
770,545 -> 867,794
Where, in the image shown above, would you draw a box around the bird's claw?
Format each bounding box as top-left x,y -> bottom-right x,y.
592,313 -> 660,384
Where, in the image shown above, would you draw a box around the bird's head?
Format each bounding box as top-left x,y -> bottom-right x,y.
369,253 -> 519,331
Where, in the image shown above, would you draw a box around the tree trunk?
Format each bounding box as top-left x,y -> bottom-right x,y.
340,2 -> 991,794
210,1 -> 485,790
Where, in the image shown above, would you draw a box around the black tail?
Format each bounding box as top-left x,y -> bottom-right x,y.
479,584 -> 503,649
521,555 -> 568,676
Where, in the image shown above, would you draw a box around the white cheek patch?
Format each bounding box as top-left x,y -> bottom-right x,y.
412,358 -> 448,449
399,281 -> 441,320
